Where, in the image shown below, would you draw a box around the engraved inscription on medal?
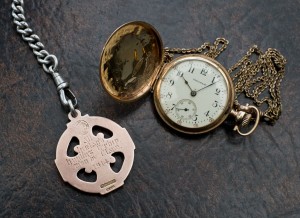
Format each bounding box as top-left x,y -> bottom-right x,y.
65,135 -> 122,171
55,110 -> 135,195
75,120 -> 89,135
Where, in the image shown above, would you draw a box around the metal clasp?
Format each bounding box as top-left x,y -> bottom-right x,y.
230,103 -> 261,136
49,67 -> 78,117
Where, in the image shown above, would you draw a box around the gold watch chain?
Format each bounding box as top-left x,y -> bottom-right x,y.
164,39 -> 287,125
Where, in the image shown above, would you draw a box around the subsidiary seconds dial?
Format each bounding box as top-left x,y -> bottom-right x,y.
154,55 -> 234,134
175,99 -> 197,120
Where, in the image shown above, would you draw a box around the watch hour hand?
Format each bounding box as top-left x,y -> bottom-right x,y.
180,74 -> 198,97
182,75 -> 193,91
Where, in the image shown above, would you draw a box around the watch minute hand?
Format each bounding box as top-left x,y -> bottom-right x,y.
196,80 -> 219,92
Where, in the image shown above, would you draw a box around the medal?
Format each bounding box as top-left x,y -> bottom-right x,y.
12,0 -> 135,195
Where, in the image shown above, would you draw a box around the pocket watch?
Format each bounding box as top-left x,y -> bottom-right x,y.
99,21 -> 286,135
153,54 -> 235,134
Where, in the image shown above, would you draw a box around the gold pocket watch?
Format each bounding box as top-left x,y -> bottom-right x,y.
100,21 -> 286,135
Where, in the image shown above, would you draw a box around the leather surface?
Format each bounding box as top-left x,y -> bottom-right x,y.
1,0 -> 300,217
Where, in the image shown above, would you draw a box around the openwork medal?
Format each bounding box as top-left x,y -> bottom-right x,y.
55,110 -> 135,194
12,0 -> 135,195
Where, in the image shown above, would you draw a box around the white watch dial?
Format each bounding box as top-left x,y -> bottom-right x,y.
158,58 -> 229,129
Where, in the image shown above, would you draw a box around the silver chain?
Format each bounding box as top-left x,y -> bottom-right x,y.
11,0 -> 78,117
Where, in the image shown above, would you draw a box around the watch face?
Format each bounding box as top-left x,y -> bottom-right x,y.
154,55 -> 234,134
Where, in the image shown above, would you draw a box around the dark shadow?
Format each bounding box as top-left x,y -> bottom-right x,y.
67,137 -> 79,157
110,152 -> 124,173
92,125 -> 113,138
77,169 -> 97,183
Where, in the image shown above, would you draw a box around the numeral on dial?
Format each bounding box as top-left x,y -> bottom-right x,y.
215,88 -> 220,95
193,115 -> 198,121
200,69 -> 207,76
211,77 -> 216,84
188,66 -> 195,73
212,100 -> 218,107
177,71 -> 183,77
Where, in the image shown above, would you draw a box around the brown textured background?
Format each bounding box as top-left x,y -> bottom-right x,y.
1,0 -> 300,217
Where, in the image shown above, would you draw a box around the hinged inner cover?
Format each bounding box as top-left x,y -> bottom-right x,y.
100,21 -> 163,102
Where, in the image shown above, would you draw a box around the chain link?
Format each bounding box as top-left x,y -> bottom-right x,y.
165,38 -> 286,124
228,45 -> 286,123
164,37 -> 229,62
11,0 -> 77,116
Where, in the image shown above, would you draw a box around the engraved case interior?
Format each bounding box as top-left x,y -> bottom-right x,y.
100,21 -> 163,102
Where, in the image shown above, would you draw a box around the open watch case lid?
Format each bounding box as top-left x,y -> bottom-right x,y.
100,21 -> 164,102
